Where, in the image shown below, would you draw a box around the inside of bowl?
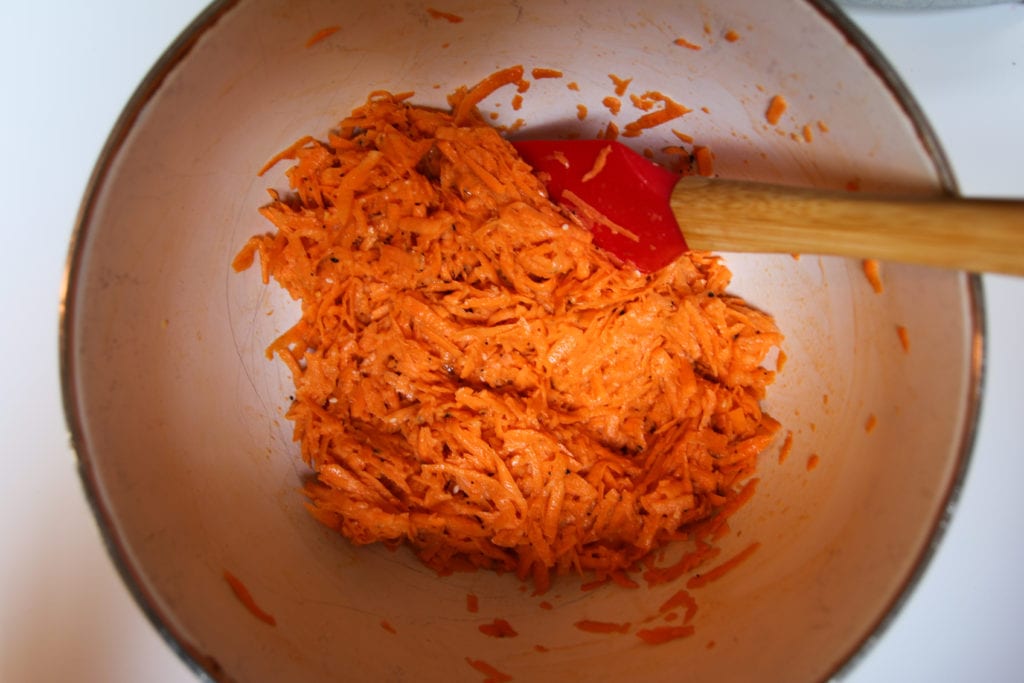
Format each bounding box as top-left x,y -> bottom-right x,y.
66,1 -> 978,681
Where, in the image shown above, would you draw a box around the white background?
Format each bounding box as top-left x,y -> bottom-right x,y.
1,2 -> 1021,681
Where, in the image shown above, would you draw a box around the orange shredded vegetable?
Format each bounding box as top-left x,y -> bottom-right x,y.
465,657 -> 513,683
580,144 -> 612,183
686,541 -> 761,589
694,146 -> 714,177
865,414 -> 878,434
623,92 -> 692,137
778,430 -> 794,464
531,67 -> 563,79
659,588 -> 699,623
765,95 -> 788,126
862,258 -> 884,294
223,570 -> 276,626
305,25 -> 341,48
234,74 -> 783,592
724,29 -> 741,42
479,618 -> 518,638
602,96 -> 622,116
561,189 -> 640,242
427,7 -> 464,23
467,593 -> 480,613
574,619 -> 631,634
671,129 -> 694,144
608,74 -> 632,96
380,619 -> 397,634
673,37 -> 702,50
896,325 -> 911,353
636,624 -> 696,644
806,454 -> 820,472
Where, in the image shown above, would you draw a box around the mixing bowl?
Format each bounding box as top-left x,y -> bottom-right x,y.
61,0 -> 982,681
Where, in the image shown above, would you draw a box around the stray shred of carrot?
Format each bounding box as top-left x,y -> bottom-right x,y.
623,92 -> 692,137
674,37 -> 702,50
896,325 -> 910,353
467,593 -> 480,613
534,644 -> 549,653
642,542 -> 720,587
257,135 -> 315,176
778,430 -> 794,464
562,189 -> 640,242
581,145 -> 613,183
817,120 -> 830,133
694,146 -> 714,177
465,657 -> 513,683
630,93 -> 655,112
427,7 -> 464,22
686,541 -> 761,589
567,81 -> 580,91
305,25 -> 340,48
765,95 -> 788,126
531,67 -> 563,79
235,69 -> 783,594
636,624 -> 696,644
671,129 -> 694,144
451,65 -> 525,124
574,619 -> 631,634
806,454 -> 820,471
538,600 -> 554,610
724,29 -> 741,42
511,93 -> 523,111
608,73 -> 632,96
610,570 -> 640,589
865,414 -> 877,434
802,124 -> 813,143
602,96 -> 622,116
479,618 -> 519,638
862,259 -> 884,294
576,103 -> 588,120
603,121 -> 620,141
223,570 -> 277,626
659,589 -> 698,623
380,619 -> 397,634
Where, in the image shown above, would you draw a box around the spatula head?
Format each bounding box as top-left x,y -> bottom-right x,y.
512,139 -> 686,272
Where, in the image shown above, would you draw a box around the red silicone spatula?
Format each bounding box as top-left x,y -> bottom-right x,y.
512,139 -> 1024,275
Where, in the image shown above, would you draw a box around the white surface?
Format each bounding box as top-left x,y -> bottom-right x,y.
0,2 -> 1019,682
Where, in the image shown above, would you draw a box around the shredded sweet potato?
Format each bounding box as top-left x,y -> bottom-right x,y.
234,74 -> 782,592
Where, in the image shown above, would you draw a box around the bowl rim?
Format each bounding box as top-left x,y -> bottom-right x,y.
58,1 -> 985,681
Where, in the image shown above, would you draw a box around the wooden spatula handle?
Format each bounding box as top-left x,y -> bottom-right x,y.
671,176 -> 1024,275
